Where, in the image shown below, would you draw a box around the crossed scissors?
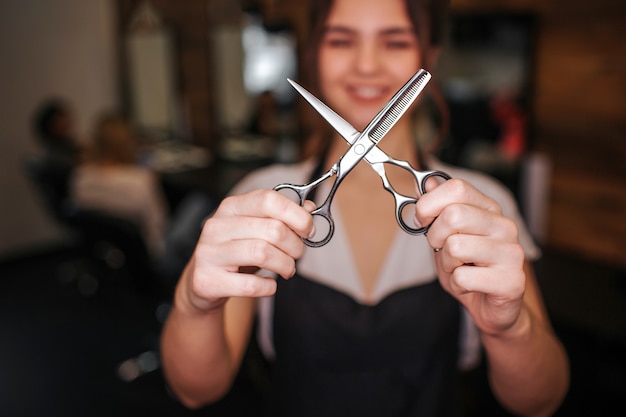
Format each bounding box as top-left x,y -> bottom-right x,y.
274,69 -> 451,247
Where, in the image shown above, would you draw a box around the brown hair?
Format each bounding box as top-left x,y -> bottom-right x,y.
91,112 -> 138,165
299,0 -> 451,159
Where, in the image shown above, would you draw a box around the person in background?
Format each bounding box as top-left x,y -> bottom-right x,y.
160,0 -> 570,416
33,98 -> 83,167
247,90 -> 279,139
70,111 -> 169,259
31,98 -> 84,209
70,111 -> 216,293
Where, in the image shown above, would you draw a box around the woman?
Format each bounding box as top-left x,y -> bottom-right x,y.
71,112 -> 169,258
160,0 -> 569,416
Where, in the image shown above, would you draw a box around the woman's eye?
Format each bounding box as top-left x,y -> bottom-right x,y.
325,38 -> 352,48
386,40 -> 412,50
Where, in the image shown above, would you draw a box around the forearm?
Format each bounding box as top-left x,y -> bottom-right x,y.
157,188 -> 309,407
160,262 -> 248,408
482,305 -> 569,417
160,305 -> 235,407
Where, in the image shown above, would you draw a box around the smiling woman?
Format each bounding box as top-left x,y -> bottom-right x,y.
159,0 -> 569,416
317,2 -> 424,131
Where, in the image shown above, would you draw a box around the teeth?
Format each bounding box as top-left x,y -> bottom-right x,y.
352,86 -> 384,99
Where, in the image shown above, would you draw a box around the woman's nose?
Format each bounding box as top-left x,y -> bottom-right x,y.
354,41 -> 381,74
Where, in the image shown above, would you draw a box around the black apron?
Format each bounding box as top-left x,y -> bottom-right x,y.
262,154 -> 463,417
266,273 -> 462,417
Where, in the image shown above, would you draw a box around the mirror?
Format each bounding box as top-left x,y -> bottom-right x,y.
125,1 -> 180,141
209,0 -> 298,164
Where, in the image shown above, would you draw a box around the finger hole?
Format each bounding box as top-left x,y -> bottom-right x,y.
399,201 -> 423,231
422,172 -> 449,193
397,200 -> 431,235
274,185 -> 302,204
305,214 -> 333,247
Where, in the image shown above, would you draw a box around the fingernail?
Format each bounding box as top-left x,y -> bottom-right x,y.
308,225 -> 316,239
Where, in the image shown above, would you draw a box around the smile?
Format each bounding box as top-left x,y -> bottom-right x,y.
349,86 -> 387,100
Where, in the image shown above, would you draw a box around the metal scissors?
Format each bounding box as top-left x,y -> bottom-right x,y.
274,69 -> 451,247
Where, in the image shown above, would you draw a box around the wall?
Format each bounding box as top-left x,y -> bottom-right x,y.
532,3 -> 626,269
440,0 -> 626,268
0,1 -> 118,258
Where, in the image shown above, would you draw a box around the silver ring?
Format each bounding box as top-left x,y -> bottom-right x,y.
433,248 -> 441,253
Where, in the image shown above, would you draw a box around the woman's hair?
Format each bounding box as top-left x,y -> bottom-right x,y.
91,112 -> 138,165
299,0 -> 451,158
33,98 -> 74,146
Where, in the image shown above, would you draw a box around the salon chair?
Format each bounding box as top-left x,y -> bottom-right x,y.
23,155 -> 75,226
67,208 -> 163,300
23,156 -> 165,302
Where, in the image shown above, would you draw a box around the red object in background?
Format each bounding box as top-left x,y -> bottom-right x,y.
491,95 -> 527,161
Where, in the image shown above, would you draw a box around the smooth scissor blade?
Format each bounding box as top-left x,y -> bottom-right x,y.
287,78 -> 381,163
287,79 -> 360,143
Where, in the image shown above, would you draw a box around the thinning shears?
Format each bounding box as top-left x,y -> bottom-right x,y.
274,69 -> 451,247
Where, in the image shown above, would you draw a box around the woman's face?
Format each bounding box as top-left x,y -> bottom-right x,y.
318,0 -> 423,131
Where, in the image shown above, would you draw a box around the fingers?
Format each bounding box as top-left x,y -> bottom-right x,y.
180,257 -> 278,314
433,236 -> 527,334
201,233 -> 302,280
422,172 -> 449,193
218,189 -> 314,239
202,190 -> 314,274
186,189 -> 315,308
204,215 -> 307,261
436,235 -> 525,291
417,178 -> 528,333
415,178 -> 501,231
424,203 -> 519,250
417,178 -> 518,253
192,264 -> 278,300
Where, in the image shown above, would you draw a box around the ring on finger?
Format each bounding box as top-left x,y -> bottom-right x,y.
423,231 -> 439,252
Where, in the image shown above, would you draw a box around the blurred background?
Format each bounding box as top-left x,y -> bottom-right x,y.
0,0 -> 624,416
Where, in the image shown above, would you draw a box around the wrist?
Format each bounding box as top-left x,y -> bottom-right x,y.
482,305 -> 533,345
174,256 -> 228,318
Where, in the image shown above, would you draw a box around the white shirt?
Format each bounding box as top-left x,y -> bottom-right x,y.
230,157 -> 540,369
70,164 -> 169,257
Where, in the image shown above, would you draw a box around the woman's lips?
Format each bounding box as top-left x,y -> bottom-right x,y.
348,85 -> 388,101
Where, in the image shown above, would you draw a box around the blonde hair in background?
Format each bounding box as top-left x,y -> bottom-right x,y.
91,113 -> 138,165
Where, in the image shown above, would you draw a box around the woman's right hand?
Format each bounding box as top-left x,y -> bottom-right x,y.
177,189 -> 315,314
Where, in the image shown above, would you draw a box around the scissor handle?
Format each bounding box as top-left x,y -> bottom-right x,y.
414,170 -> 452,196
272,183 -> 335,248
304,204 -> 334,247
273,182 -> 310,206
391,169 -> 452,235
273,168 -> 337,247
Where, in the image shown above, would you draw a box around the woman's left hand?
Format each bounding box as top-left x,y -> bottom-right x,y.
415,178 -> 527,337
